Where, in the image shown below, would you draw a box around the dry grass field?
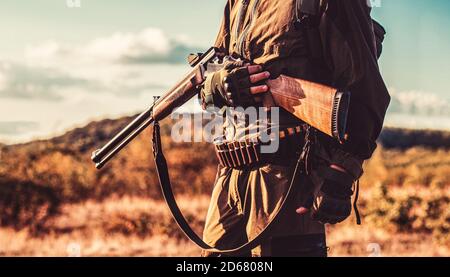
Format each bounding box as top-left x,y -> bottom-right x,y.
0,117 -> 448,256
0,193 -> 447,257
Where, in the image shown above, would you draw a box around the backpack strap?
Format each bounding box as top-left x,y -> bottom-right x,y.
294,0 -> 330,83
294,0 -> 328,29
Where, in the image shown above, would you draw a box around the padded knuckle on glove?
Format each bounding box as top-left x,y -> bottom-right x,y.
223,68 -> 257,107
224,60 -> 245,70
232,67 -> 250,79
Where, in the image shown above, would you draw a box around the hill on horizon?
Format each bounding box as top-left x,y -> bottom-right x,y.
0,114 -> 449,231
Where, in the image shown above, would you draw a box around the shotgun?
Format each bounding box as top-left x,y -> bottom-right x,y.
91,47 -> 350,169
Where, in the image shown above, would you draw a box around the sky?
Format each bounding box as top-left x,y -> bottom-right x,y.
0,0 -> 449,143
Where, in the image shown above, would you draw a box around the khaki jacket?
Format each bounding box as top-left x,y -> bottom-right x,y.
215,0 -> 312,78
213,0 -> 390,160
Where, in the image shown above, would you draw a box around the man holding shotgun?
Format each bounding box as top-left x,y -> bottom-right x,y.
199,0 -> 390,256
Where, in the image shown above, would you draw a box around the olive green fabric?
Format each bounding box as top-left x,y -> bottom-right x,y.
202,163 -> 325,257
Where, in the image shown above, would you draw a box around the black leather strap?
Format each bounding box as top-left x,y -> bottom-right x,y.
152,121 -> 307,255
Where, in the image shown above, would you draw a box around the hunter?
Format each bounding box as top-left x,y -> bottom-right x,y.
199,0 -> 390,256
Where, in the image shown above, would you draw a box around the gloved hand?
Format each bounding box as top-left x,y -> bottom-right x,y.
296,166 -> 355,225
201,59 -> 271,108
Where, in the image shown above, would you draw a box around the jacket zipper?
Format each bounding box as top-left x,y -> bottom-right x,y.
235,0 -> 261,58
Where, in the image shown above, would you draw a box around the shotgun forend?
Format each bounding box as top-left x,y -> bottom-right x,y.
91,47 -> 220,169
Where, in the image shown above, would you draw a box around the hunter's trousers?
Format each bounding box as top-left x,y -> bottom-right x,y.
202,163 -> 327,257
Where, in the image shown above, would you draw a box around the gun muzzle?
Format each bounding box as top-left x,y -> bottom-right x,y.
91,106 -> 155,169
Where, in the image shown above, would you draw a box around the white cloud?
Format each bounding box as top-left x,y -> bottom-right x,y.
0,72 -> 7,91
24,27 -> 196,65
0,121 -> 39,136
1,27 -> 198,101
86,28 -> 170,61
388,88 -> 450,117
0,62 -> 94,100
0,62 -> 12,91
24,41 -> 61,62
384,88 -> 450,130
0,27 -> 203,143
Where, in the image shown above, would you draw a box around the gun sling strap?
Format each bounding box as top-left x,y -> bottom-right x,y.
152,121 -> 313,255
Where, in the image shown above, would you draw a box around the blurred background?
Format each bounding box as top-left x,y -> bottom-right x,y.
0,0 -> 449,256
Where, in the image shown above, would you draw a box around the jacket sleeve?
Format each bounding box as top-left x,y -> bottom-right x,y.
213,0 -> 234,53
320,0 -> 391,160
200,1 -> 235,109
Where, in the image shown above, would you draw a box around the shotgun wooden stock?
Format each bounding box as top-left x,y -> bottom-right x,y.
265,75 -> 350,141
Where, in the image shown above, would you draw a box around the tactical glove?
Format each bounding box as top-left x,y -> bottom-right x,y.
297,141 -> 364,224
311,167 -> 355,225
201,60 -> 270,108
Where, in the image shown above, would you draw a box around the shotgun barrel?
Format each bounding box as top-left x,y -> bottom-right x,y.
91,47 -> 219,169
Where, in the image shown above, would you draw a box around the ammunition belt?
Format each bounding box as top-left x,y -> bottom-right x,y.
214,126 -> 307,168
